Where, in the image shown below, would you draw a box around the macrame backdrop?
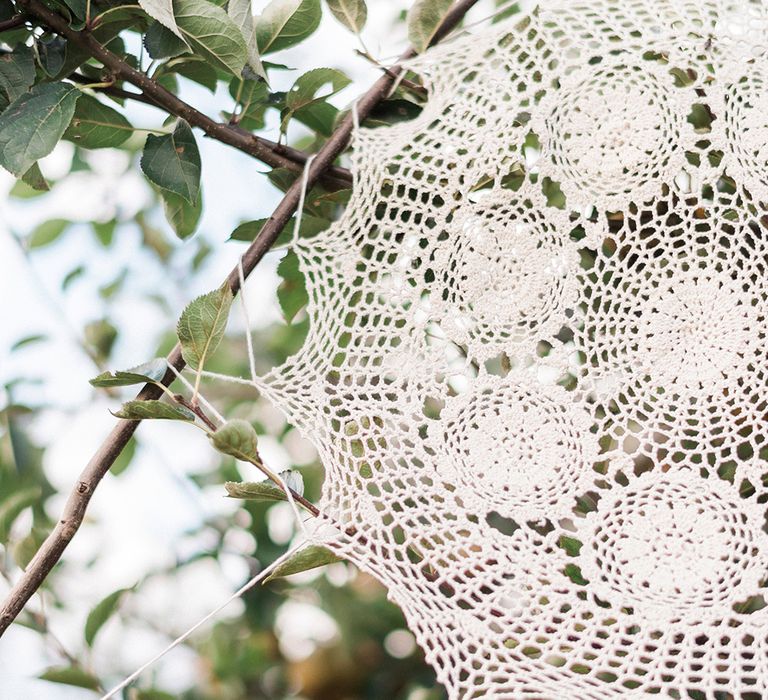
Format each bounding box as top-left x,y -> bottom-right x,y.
241,1 -> 768,697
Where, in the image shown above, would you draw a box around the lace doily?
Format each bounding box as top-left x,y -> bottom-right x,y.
250,2 -> 768,696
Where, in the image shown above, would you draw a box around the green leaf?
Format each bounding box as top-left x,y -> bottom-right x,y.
167,59 -> 218,92
286,67 -> 350,112
0,45 -> 35,111
140,119 -> 201,204
228,0 -> 267,80
407,0 -> 452,53
111,436 -> 137,476
294,99 -> 338,136
325,0 -> 366,33
144,21 -> 190,59
112,400 -> 195,421
11,334 -> 47,351
225,470 -> 304,502
229,213 -> 329,243
173,0 -> 247,76
0,488 -> 40,541
210,419 -> 259,461
176,283 -> 233,369
62,0 -> 87,20
0,83 -> 81,176
90,358 -> 168,388
277,249 -> 308,323
564,563 -> 589,586
85,588 -> 130,647
12,527 -> 47,570
37,36 -> 67,78
84,318 -> 118,360
162,189 -> 202,239
39,667 -> 100,691
255,0 -> 321,54
557,536 -> 583,557
20,162 -> 50,192
62,265 -> 85,290
63,95 -> 133,149
264,544 -> 342,583
139,0 -> 185,39
28,219 -> 69,249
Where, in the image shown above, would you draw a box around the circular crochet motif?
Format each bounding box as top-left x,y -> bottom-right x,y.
723,64 -> 768,201
436,196 -> 578,360
249,1 -> 768,697
435,376 -> 596,522
535,58 -> 689,209
580,470 -> 768,623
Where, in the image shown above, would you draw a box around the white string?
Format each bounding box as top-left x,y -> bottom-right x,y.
167,364 -> 226,423
273,470 -> 314,542
291,154 -> 317,247
199,370 -> 259,388
351,99 -> 360,132
237,258 -> 258,386
99,543 -> 304,700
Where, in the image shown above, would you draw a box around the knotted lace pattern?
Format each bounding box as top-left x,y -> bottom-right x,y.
243,2 -> 768,696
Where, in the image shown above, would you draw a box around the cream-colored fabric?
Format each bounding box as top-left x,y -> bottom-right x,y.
253,2 -> 768,696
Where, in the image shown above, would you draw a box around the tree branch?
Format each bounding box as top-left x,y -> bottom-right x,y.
0,0 -> 480,637
67,72 -> 353,185
0,14 -> 27,32
22,3 -> 352,188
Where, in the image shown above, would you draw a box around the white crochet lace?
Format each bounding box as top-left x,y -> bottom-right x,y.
249,2 -> 768,696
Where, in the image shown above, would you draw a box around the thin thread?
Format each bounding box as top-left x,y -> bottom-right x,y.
99,543 -> 303,700
237,258 -> 258,386
199,370 -> 258,387
274,470 -> 314,542
291,154 -> 317,247
168,365 -> 226,423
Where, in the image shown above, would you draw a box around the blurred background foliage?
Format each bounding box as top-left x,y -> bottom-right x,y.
0,0 -> 518,697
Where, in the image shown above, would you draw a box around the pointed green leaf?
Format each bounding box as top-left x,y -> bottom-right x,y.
0,45 -> 35,111
286,67 -> 350,112
20,162 -> 49,192
90,358 -> 168,388
63,95 -> 133,149
277,249 -> 308,323
112,400 -> 195,421
0,83 -> 81,176
39,667 -> 100,691
144,21 -> 190,59
140,119 -> 201,204
228,0 -> 267,80
255,0 -> 321,54
225,470 -> 303,501
407,0 -> 452,53
325,0 -> 366,33
85,588 -> 130,647
11,334 -> 47,351
176,283 -> 233,369
229,213 -> 329,244
173,0 -> 247,76
28,219 -> 69,249
139,0 -> 185,39
0,488 -> 40,541
162,188 -> 202,239
264,544 -> 342,583
210,419 -> 259,461
168,59 -> 218,92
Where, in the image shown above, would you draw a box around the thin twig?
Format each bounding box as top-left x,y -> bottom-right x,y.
0,14 -> 27,32
0,0 -> 481,637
